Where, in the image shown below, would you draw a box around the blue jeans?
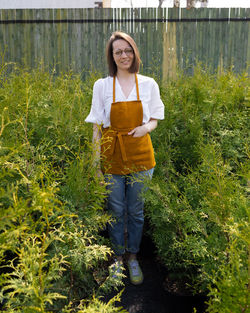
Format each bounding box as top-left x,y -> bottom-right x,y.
105,168 -> 154,256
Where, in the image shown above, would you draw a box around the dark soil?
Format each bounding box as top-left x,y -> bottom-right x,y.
105,234 -> 207,313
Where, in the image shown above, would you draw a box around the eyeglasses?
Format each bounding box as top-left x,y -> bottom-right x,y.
113,48 -> 134,57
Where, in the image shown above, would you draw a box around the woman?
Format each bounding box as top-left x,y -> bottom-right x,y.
85,31 -> 164,285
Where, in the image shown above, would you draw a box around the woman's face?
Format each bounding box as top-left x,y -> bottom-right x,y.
112,39 -> 134,73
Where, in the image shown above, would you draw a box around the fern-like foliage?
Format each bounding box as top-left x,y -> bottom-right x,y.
0,62 -> 124,312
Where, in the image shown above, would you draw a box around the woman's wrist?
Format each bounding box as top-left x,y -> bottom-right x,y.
144,119 -> 158,133
143,123 -> 151,133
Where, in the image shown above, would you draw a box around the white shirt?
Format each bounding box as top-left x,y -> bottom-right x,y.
85,74 -> 165,128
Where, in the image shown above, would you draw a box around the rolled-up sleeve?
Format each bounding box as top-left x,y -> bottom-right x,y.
149,80 -> 165,120
85,79 -> 105,125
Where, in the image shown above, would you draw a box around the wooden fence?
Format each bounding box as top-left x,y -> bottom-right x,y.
0,8 -> 249,79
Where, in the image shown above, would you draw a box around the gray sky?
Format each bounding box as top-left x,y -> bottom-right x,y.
111,0 -> 250,7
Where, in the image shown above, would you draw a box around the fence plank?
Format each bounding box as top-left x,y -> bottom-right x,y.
0,8 -> 248,77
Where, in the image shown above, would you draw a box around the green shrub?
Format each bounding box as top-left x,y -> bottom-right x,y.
206,220 -> 249,313
1,60 -> 248,313
146,66 -> 249,310
0,63 -> 125,312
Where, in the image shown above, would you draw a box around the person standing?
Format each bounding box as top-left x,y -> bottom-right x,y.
85,31 -> 164,285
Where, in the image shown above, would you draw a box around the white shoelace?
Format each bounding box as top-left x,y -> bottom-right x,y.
129,260 -> 140,276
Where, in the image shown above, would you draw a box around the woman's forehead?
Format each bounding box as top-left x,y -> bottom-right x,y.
112,39 -> 131,50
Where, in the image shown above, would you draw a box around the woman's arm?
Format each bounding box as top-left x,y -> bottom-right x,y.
128,118 -> 158,137
92,123 -> 102,169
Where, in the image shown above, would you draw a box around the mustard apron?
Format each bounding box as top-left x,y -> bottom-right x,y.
101,74 -> 155,175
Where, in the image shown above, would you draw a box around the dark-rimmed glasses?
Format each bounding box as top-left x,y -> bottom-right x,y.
113,48 -> 134,57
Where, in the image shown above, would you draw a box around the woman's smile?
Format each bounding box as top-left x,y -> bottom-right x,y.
112,39 -> 134,71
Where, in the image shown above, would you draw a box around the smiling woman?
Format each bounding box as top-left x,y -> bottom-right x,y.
112,42 -> 134,74
85,31 -> 164,286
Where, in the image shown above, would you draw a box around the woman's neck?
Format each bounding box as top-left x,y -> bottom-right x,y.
115,70 -> 136,99
116,70 -> 135,80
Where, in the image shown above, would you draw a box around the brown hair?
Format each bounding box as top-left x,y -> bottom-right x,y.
106,31 -> 141,77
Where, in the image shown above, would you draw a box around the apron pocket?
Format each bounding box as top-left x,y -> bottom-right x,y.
123,134 -> 153,164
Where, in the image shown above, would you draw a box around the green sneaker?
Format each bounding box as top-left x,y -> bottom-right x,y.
127,259 -> 143,285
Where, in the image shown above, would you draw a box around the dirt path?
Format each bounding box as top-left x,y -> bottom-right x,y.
105,235 -> 207,313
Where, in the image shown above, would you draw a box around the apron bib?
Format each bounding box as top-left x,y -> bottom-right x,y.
101,74 -> 155,174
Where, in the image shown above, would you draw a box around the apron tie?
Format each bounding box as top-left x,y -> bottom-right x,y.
109,130 -> 129,162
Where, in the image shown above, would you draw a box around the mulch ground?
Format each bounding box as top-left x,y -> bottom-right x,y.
105,235 -> 207,313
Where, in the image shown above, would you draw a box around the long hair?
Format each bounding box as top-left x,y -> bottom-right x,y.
106,31 -> 141,77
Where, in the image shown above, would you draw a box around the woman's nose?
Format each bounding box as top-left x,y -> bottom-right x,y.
121,51 -> 127,56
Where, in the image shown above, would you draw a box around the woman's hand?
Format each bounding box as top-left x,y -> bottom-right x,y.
128,119 -> 158,137
128,125 -> 148,137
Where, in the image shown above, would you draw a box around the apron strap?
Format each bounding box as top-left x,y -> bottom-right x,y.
113,75 -> 116,103
135,73 -> 140,101
113,74 -> 140,102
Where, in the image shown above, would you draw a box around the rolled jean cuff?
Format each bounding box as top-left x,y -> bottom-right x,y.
126,248 -> 139,254
112,246 -> 125,256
